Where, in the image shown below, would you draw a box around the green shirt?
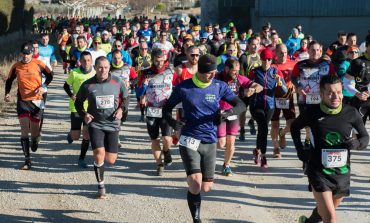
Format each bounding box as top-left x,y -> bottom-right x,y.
66,68 -> 95,112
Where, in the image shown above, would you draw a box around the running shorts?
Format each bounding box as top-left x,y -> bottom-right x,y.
146,117 -> 172,140
88,126 -> 119,153
17,100 -> 43,122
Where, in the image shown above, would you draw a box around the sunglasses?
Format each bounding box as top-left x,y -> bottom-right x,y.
349,51 -> 359,54
161,35 -> 167,37
94,42 -> 101,44
190,54 -> 199,57
141,48 -> 148,50
114,45 -> 122,47
262,58 -> 273,61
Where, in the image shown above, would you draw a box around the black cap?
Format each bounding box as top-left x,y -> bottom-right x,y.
21,43 -> 34,54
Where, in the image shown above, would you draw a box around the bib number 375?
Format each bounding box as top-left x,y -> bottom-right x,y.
321,149 -> 347,168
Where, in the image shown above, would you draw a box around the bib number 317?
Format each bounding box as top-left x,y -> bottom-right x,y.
179,135 -> 201,151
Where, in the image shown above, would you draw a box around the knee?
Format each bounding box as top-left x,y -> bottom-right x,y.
218,138 -> 226,148
188,175 -> 202,194
105,156 -> 117,165
202,184 -> 213,193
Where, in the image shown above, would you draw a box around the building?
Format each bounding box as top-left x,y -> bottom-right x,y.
201,0 -> 370,46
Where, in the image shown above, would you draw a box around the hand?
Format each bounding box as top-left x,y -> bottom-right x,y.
214,110 -> 232,126
297,87 -> 307,96
4,94 -> 10,102
173,120 -> 185,131
297,149 -> 310,162
341,138 -> 361,150
35,87 -> 46,95
71,95 -> 77,102
245,87 -> 256,97
114,108 -> 123,120
84,113 -> 94,124
143,78 -> 149,85
274,74 -> 282,86
355,91 -> 369,101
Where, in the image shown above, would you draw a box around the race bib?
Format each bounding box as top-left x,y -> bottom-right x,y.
306,93 -> 321,104
321,149 -> 348,168
227,115 -> 238,121
179,135 -> 201,151
96,95 -> 114,109
147,107 -> 162,118
275,98 -> 290,109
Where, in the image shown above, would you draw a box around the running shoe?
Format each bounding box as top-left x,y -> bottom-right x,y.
222,165 -> 233,176
67,132 -> 73,144
156,164 -> 164,176
248,119 -> 256,135
163,150 -> 173,166
273,147 -> 282,158
253,149 -> 261,165
261,155 -> 268,168
278,128 -> 286,149
239,128 -> 245,141
97,186 -> 107,199
298,215 -> 308,223
20,160 -> 31,170
78,159 -> 89,168
30,137 -> 39,152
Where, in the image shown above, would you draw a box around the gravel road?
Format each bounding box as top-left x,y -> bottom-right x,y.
0,65 -> 369,223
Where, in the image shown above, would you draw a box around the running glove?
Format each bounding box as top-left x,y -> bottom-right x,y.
214,109 -> 233,125
341,138 -> 361,150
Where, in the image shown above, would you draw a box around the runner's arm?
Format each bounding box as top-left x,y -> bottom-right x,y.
349,110 -> 369,150
75,84 -> 88,117
162,86 -> 183,130
63,82 -> 74,97
291,114 -> 311,161
5,67 -> 17,95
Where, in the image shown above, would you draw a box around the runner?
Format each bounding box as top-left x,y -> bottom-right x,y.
217,58 -> 262,176
69,36 -> 88,69
249,48 -> 287,168
270,44 -> 297,158
291,40 -> 336,172
340,46 -> 360,105
343,35 -> 370,123
238,37 -> 261,140
4,43 -> 53,170
106,39 -> 132,66
63,51 -> 95,168
75,56 -> 129,199
136,49 -> 177,176
134,42 -> 152,122
152,30 -> 175,62
162,54 -> 246,222
216,42 -> 238,72
88,36 -> 107,64
286,28 -> 301,59
291,75 -> 369,223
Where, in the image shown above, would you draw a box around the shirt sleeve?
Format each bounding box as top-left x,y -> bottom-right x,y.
65,70 -> 74,86
220,81 -> 237,103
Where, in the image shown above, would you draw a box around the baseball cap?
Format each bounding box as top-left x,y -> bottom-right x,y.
184,34 -> 193,40
93,36 -> 102,43
192,25 -> 200,31
21,43 -> 34,54
221,27 -> 227,33
200,32 -> 208,39
102,30 -> 109,35
347,45 -> 359,53
260,48 -> 273,60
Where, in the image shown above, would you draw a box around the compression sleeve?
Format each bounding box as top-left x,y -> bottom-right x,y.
291,113 -> 311,160
63,82 -> 74,97
5,66 -> 17,95
74,83 -> 88,118
352,110 -> 369,150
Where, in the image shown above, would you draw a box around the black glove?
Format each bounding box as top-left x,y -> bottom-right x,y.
341,138 -> 361,150
174,120 -> 185,131
297,149 -> 310,162
214,109 -> 233,126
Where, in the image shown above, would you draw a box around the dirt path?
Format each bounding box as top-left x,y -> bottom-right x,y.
0,65 -> 369,223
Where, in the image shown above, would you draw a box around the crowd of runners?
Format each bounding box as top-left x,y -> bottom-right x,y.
4,14 -> 370,223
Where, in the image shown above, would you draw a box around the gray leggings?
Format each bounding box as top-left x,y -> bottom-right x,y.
179,143 -> 216,182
